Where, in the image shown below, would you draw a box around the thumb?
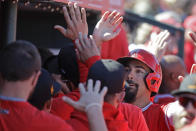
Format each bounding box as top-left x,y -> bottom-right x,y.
190,64 -> 196,75
62,96 -> 78,108
103,28 -> 121,41
54,25 -> 68,37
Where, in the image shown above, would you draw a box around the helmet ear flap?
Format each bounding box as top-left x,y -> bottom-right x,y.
145,72 -> 161,93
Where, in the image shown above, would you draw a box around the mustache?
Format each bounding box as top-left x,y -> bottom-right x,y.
126,80 -> 138,87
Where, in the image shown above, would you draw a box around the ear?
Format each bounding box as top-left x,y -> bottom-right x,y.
43,99 -> 52,112
170,73 -> 179,82
117,92 -> 125,103
31,71 -> 41,87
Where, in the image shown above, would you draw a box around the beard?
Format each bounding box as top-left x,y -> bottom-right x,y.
124,80 -> 139,103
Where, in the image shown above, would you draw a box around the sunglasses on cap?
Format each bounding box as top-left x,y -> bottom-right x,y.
178,97 -> 196,108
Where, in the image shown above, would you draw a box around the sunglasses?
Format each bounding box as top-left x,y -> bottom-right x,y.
179,97 -> 196,108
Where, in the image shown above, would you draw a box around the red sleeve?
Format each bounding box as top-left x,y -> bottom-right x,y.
78,56 -> 101,83
101,25 -> 129,60
50,90 -> 80,120
184,41 -> 195,73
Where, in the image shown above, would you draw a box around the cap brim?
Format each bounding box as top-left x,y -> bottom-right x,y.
171,90 -> 196,96
117,57 -> 135,64
53,81 -> 62,95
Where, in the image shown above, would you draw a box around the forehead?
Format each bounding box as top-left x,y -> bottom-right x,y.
127,59 -> 151,72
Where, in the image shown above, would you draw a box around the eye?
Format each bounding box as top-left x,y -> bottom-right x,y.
136,69 -> 145,74
125,67 -> 131,73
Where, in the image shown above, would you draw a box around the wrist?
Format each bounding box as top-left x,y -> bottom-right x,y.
85,103 -> 102,113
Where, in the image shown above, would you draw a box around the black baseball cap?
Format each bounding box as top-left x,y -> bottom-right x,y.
87,59 -> 126,94
43,44 -> 79,87
28,68 -> 61,110
172,74 -> 196,96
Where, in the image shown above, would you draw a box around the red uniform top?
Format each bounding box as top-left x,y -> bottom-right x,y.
0,99 -> 73,131
153,94 -> 176,105
118,103 -> 149,131
50,89 -> 80,120
67,102 -> 131,131
184,41 -> 195,73
142,102 -> 174,131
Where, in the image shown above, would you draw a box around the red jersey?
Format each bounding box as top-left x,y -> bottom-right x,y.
67,102 -> 131,131
118,103 -> 149,131
184,41 -> 195,73
50,89 -> 80,120
153,94 -> 176,105
0,99 -> 73,131
142,102 -> 174,131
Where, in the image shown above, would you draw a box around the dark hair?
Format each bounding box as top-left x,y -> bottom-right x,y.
37,47 -> 54,67
0,40 -> 41,81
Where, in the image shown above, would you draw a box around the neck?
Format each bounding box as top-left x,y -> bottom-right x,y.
0,81 -> 33,101
132,96 -> 151,108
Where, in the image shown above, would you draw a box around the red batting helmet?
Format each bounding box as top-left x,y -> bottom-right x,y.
117,49 -> 162,94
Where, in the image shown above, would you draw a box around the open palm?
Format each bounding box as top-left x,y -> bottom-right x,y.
93,11 -> 123,48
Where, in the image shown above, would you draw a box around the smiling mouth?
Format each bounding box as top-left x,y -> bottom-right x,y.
185,115 -> 195,123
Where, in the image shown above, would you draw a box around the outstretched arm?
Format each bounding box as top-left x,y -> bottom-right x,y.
62,79 -> 108,131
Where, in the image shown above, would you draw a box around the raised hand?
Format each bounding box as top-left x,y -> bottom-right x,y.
178,32 -> 196,83
75,33 -> 100,63
148,30 -> 170,62
62,79 -> 108,112
178,64 -> 196,83
93,11 -> 123,48
54,2 -> 88,40
189,32 -> 196,45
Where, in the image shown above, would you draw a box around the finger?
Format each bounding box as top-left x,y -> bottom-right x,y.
75,39 -> 83,52
100,11 -> 110,22
89,35 -> 97,47
79,32 -> 86,49
62,6 -> 74,28
68,2 -> 77,25
81,8 -> 87,24
190,64 -> 196,75
110,12 -> 121,25
62,96 -> 78,108
113,17 -> 123,29
75,49 -> 82,60
74,3 -> 82,21
87,79 -> 93,92
78,83 -> 86,95
100,86 -> 108,97
54,25 -> 68,37
178,76 -> 184,83
189,32 -> 196,44
83,34 -> 91,48
159,31 -> 170,47
103,28 -> 121,41
106,10 -> 117,23
94,80 -> 101,93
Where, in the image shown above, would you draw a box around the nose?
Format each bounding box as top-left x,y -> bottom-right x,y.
127,70 -> 133,80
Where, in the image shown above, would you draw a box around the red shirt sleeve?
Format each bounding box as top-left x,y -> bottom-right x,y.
50,90 -> 80,120
184,41 -> 195,73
